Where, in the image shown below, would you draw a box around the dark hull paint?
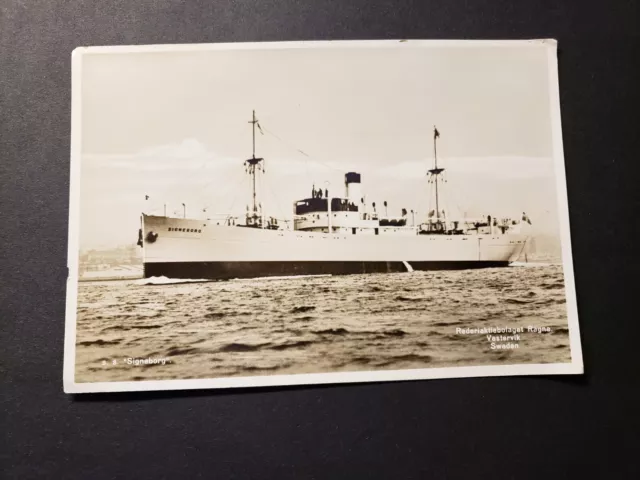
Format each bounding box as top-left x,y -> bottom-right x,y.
144,261 -> 511,280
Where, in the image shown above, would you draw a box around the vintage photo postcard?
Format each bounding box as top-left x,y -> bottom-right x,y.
64,39 -> 583,393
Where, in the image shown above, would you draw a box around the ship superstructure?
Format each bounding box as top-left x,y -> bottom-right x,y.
139,111 -> 530,280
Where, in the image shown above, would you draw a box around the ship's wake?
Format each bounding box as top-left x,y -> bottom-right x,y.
135,274 -> 333,285
135,276 -> 213,285
510,261 -> 558,268
231,274 -> 333,282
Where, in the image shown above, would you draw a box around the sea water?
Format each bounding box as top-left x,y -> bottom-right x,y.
74,264 -> 571,383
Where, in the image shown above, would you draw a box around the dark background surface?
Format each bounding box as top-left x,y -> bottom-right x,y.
1,1 -> 639,478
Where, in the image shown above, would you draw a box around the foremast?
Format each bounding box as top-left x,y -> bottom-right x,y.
244,110 -> 265,228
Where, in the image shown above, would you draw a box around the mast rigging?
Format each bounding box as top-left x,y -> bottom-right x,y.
428,126 -> 445,221
244,110 -> 265,225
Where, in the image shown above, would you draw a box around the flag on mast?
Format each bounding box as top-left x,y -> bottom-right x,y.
434,126 -> 440,138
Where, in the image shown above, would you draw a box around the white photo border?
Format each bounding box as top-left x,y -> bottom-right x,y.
63,39 -> 583,394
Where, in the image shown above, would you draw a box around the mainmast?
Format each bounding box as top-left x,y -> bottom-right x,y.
428,126 -> 444,220
244,110 -> 265,225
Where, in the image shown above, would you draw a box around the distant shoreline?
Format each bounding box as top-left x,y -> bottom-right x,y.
79,275 -> 143,282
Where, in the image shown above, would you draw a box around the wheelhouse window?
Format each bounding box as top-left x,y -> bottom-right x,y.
295,197 -> 358,215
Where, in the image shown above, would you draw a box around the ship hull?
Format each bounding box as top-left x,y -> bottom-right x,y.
140,215 -> 528,280
144,260 -> 511,280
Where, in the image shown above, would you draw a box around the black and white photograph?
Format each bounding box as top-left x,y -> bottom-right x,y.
64,40 -> 583,393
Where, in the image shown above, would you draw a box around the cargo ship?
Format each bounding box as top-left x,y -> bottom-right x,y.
138,111 -> 530,280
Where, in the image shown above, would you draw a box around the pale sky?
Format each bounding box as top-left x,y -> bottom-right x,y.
77,42 -> 562,249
